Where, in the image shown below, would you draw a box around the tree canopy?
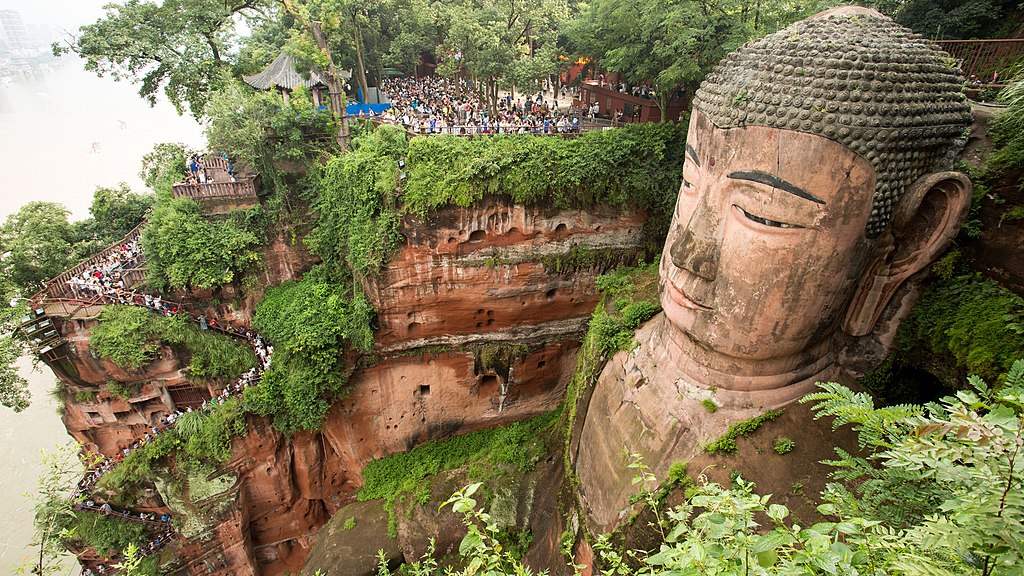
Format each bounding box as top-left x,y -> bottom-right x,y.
53,0 -> 273,118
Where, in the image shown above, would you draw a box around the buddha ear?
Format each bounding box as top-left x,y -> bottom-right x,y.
844,171 -> 972,337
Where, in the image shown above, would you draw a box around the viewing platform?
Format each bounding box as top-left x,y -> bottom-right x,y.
172,154 -> 261,213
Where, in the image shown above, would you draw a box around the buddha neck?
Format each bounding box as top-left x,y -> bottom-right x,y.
651,315 -> 840,393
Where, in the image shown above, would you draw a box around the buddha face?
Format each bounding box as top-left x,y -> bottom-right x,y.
659,111 -> 879,364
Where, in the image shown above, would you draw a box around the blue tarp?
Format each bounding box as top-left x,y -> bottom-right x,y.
346,103 -> 391,115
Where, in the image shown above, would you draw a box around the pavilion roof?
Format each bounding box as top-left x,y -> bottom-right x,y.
243,52 -> 348,91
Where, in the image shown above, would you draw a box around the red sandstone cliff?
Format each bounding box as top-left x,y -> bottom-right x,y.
47,199 -> 649,575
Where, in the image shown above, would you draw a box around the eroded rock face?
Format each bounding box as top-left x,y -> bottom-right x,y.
366,200 -> 648,351
50,200 -> 644,575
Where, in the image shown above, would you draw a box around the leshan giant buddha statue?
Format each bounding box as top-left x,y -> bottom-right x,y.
575,7 -> 974,530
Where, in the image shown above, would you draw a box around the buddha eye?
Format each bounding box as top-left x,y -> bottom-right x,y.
734,205 -> 802,229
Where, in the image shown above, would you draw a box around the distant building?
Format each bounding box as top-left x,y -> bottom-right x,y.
0,10 -> 31,52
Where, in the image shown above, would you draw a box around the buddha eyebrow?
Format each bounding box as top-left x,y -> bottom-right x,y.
727,170 -> 825,205
685,144 -> 701,167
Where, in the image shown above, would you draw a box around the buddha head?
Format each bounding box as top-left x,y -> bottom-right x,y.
659,7 -> 973,390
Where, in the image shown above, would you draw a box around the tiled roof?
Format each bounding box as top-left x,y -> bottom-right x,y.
243,52 -> 338,90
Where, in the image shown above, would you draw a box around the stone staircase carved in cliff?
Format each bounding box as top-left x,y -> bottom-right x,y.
24,209 -> 271,574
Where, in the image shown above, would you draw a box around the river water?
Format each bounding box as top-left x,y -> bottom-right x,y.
0,59 -> 204,573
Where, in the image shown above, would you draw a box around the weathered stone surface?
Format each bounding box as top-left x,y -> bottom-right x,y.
299,500 -> 402,576
574,7 -> 974,534
366,200 -> 647,351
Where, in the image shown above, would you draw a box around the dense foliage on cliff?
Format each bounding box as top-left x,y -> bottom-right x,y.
90,305 -> 256,380
401,123 -> 684,218
243,266 -> 371,432
307,125 -> 408,278
898,272 -> 1024,384
357,410 -> 558,537
309,123 -> 684,278
140,197 -> 265,291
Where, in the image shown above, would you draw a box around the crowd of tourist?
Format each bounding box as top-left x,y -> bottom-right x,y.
374,76 -> 584,135
65,240 -> 140,299
55,229 -> 277,575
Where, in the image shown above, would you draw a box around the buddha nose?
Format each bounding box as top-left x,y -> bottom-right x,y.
669,203 -> 720,281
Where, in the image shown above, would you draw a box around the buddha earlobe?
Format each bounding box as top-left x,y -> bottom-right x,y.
843,171 -> 972,337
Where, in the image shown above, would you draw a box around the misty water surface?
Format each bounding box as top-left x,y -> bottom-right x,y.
0,60 -> 204,573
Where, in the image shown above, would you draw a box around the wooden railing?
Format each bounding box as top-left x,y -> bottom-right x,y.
29,222 -> 146,307
171,177 -> 260,200
935,39 -> 1024,85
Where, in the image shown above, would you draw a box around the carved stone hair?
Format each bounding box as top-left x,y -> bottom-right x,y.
693,7 -> 973,237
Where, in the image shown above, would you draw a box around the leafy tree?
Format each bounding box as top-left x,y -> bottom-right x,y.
86,184 -> 154,241
892,0 -> 1019,39
140,197 -> 263,291
382,0 -> 447,74
20,443 -> 87,575
803,367 -> 1024,573
569,0 -> 746,121
53,0 -> 273,117
0,294 -> 30,413
0,202 -> 76,297
139,143 -> 196,196
277,0 -> 356,150
234,7 -> 298,75
433,0 -> 569,112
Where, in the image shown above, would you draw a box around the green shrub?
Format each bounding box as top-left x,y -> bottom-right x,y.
701,398 -> 718,413
343,516 -> 357,530
309,124 -> 683,279
620,301 -> 660,329
90,306 -> 256,378
589,310 -> 634,355
704,409 -> 784,454
773,437 -> 795,455
66,511 -> 147,558
1000,205 -> 1024,226
74,389 -> 97,403
141,197 -> 264,291
90,306 -> 159,368
254,266 -> 374,358
175,398 -> 247,467
105,380 -> 138,400
242,350 -> 349,433
667,461 -> 689,485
